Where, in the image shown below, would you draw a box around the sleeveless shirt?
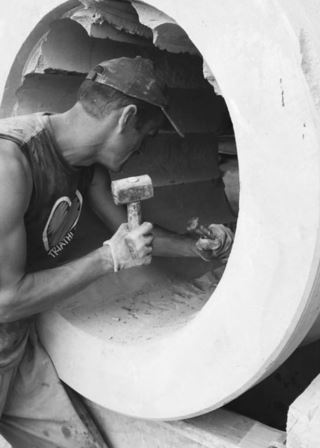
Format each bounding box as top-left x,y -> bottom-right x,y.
0,113 -> 94,370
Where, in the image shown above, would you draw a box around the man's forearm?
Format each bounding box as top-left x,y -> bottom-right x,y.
0,247 -> 113,323
153,227 -> 198,258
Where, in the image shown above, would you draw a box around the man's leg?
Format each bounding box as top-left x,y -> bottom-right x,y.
0,369 -> 16,418
0,325 -> 109,448
0,366 -> 17,447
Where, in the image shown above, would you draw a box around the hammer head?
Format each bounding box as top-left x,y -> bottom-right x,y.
111,175 -> 154,205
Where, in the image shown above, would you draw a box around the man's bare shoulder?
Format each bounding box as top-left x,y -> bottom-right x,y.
0,139 -> 32,216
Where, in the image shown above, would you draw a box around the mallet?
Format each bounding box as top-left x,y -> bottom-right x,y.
111,175 -> 154,230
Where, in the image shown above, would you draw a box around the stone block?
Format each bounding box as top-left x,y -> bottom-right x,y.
287,374 -> 320,448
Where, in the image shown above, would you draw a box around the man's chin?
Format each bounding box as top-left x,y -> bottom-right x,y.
110,164 -> 124,174
113,159 -> 130,173
108,156 -> 132,173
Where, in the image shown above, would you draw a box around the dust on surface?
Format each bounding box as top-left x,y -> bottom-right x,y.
61,426 -> 71,439
61,266 -> 224,345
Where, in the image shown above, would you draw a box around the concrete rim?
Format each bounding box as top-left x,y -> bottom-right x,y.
5,0 -> 320,419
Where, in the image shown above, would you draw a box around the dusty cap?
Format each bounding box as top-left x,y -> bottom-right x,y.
86,56 -> 184,137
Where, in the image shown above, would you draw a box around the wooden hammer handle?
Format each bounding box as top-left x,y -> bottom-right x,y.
127,202 -> 141,230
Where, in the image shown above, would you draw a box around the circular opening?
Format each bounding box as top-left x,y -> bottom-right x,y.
8,0 -> 320,421
7,1 -> 239,345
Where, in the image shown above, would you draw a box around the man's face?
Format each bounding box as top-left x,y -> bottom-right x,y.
100,111 -> 163,172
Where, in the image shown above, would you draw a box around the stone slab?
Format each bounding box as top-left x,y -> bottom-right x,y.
84,403 -> 286,448
287,374 -> 320,448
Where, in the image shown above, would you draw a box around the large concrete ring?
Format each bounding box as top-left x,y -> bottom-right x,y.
4,0 -> 320,420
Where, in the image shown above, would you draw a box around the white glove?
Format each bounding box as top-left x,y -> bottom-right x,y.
103,222 -> 153,272
195,224 -> 234,263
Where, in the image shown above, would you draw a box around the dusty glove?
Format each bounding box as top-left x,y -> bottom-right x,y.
103,222 -> 153,272
195,223 -> 234,263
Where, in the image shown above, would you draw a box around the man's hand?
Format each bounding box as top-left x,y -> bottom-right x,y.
195,224 -> 234,264
103,222 -> 153,272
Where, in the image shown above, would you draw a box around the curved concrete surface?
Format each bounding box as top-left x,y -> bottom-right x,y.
3,0 -> 320,420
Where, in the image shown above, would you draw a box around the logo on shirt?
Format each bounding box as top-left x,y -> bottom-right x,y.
42,191 -> 83,258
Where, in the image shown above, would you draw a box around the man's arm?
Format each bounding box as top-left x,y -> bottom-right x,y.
0,144 -> 151,323
88,165 -> 233,259
88,165 -> 200,257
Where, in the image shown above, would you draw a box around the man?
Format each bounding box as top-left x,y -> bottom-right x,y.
0,56 -> 233,447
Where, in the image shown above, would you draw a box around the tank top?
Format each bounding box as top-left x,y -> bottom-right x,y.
0,113 -> 94,370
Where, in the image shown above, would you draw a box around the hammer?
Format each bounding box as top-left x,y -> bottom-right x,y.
111,175 -> 154,230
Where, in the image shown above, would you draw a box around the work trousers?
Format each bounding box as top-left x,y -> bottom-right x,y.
0,325 -> 108,448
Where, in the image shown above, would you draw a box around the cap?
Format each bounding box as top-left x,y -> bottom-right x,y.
86,56 -> 184,137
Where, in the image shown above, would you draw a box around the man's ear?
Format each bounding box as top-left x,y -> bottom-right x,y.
118,105 -> 137,132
